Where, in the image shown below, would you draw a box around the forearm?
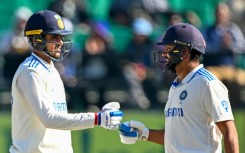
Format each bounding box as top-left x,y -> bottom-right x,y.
147,129 -> 165,145
224,130 -> 239,153
41,112 -> 96,130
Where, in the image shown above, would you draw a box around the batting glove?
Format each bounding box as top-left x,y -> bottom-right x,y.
119,120 -> 149,144
95,102 -> 124,130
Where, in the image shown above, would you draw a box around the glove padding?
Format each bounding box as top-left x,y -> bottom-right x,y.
98,102 -> 124,130
119,120 -> 149,144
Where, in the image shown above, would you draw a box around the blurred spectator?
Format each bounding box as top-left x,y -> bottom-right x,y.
185,10 -> 202,28
48,0 -> 89,24
167,12 -> 183,26
0,7 -> 32,87
141,0 -> 169,15
130,0 -> 169,24
202,2 -> 245,82
121,18 -> 160,109
109,0 -> 169,26
109,0 -> 132,26
79,21 -> 123,109
202,2 -> 245,106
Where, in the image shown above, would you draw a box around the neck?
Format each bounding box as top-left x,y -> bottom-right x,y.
176,61 -> 199,82
34,50 -> 52,64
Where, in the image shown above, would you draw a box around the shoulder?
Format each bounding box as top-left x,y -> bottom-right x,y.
24,55 -> 51,73
196,68 -> 217,82
229,22 -> 241,29
15,56 -> 49,79
196,67 -> 228,91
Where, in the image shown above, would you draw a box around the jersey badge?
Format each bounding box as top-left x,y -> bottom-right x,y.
179,90 -> 187,101
221,101 -> 229,112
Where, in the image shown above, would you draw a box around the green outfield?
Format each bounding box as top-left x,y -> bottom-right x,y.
1,109 -> 244,153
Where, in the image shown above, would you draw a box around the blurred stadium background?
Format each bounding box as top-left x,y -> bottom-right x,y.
0,0 -> 245,153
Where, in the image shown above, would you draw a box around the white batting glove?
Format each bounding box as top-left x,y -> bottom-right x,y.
119,120 -> 149,144
95,102 -> 124,130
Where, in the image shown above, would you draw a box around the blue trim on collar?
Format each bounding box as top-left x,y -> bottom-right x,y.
186,71 -> 198,83
172,81 -> 181,87
197,68 -> 215,81
31,55 -> 50,72
182,64 -> 204,84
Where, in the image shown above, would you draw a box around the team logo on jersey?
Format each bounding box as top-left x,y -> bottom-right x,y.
221,101 -> 229,112
179,90 -> 187,100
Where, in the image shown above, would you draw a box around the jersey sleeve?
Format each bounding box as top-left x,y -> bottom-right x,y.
202,80 -> 234,123
16,69 -> 95,130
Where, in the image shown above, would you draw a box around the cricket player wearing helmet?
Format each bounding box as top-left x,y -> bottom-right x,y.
119,23 -> 239,153
9,10 -> 123,153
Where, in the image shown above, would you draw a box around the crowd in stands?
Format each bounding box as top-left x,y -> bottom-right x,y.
0,0 -> 245,111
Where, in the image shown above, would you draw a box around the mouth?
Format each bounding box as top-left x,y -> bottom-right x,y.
51,50 -> 61,57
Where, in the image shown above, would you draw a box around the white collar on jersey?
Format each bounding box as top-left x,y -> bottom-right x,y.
31,53 -> 54,70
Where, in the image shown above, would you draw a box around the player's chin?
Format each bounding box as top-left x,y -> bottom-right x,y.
53,51 -> 61,57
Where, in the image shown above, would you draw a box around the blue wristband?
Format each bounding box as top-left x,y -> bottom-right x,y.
110,111 -> 124,117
